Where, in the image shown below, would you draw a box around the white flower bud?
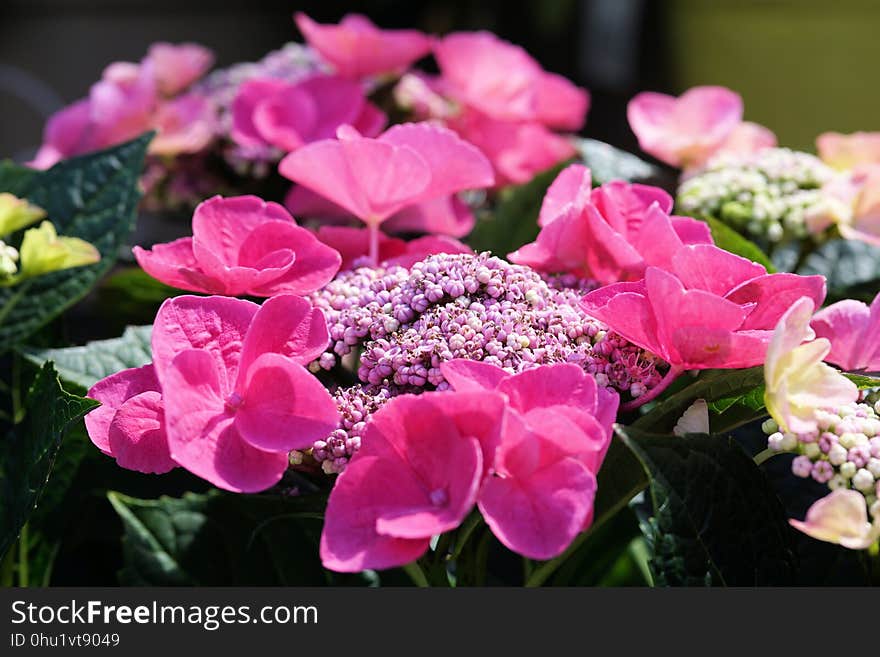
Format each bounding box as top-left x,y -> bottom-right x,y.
828,444 -> 849,466
868,458 -> 880,479
840,462 -> 857,479
853,469 -> 876,493
803,442 -> 821,460
828,474 -> 847,490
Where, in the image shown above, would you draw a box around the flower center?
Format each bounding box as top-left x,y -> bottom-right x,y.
429,488 -> 448,507
225,391 -> 244,412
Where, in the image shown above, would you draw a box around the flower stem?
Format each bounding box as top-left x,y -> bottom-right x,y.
620,367 -> 682,413
753,447 -> 777,466
403,561 -> 429,587
368,223 -> 380,266
449,512 -> 483,561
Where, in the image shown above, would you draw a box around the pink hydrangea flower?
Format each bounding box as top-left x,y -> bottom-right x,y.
315,226 -> 471,270
320,361 -> 616,571
279,122 -> 494,261
154,294 -> 338,492
580,243 -> 826,384
816,131 -> 880,170
627,86 -> 743,168
433,31 -> 589,130
145,42 -> 214,97
510,164 -> 711,284
231,75 -> 385,153
295,12 -> 433,79
811,291 -> 880,372
84,294 -> 338,492
149,93 -> 215,157
813,165 -> 880,246
133,195 -> 341,297
31,42 -> 215,168
85,364 -> 175,474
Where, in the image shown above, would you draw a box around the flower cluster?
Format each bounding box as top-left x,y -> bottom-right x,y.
301,384 -> 399,474
310,252 -> 667,398
86,294 -> 339,492
198,43 -> 325,174
677,148 -> 836,243
33,42 -> 215,169
321,362 -> 617,570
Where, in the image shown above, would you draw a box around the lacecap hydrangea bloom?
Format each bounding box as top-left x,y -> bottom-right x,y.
677,148 -> 836,244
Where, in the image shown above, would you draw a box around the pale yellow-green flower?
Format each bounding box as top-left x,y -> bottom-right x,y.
0,192 -> 46,236
764,296 -> 857,433
790,489 -> 880,550
18,221 -> 100,279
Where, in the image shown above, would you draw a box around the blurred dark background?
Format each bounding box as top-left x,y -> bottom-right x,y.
1,0 -> 879,163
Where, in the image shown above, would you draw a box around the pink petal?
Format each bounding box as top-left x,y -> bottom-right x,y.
812,295 -> 880,371
251,84 -> 317,151
380,122 -> 495,198
85,364 -> 161,455
538,164 -> 592,227
671,215 -> 714,245
295,12 -> 432,78
534,72 -> 590,131
163,349 -> 287,493
231,79 -> 289,148
671,243 -> 766,296
497,363 -> 598,415
279,135 -> 432,223
646,266 -> 750,366
320,455 -> 432,572
479,420 -> 597,561
151,295 -> 258,390
375,435 -> 481,539
235,353 -> 339,452
147,42 -> 213,96
714,121 -> 776,160
591,180 -> 674,234
817,131 -> 880,170
238,294 -> 330,374
30,99 -> 96,168
133,238 -> 218,294
107,390 -> 176,474
191,195 -> 294,266
632,204 -> 688,271
450,110 -> 575,186
150,93 -> 215,157
439,359 -> 507,392
297,75 -> 376,141
238,221 -> 341,296
790,489 -> 878,550
434,31 -> 541,122
579,281 -> 661,356
383,195 -> 476,238
627,86 -> 742,167
726,273 -> 827,331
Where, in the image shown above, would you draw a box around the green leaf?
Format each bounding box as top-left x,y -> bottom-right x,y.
0,133 -> 151,351
843,372 -> 880,390
703,216 -> 775,271
801,239 -> 880,302
573,138 -> 662,185
467,160 -> 571,255
23,325 -> 152,391
617,427 -> 797,586
633,367 -> 766,434
593,436 -> 649,527
0,362 -> 99,558
108,490 -> 333,586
